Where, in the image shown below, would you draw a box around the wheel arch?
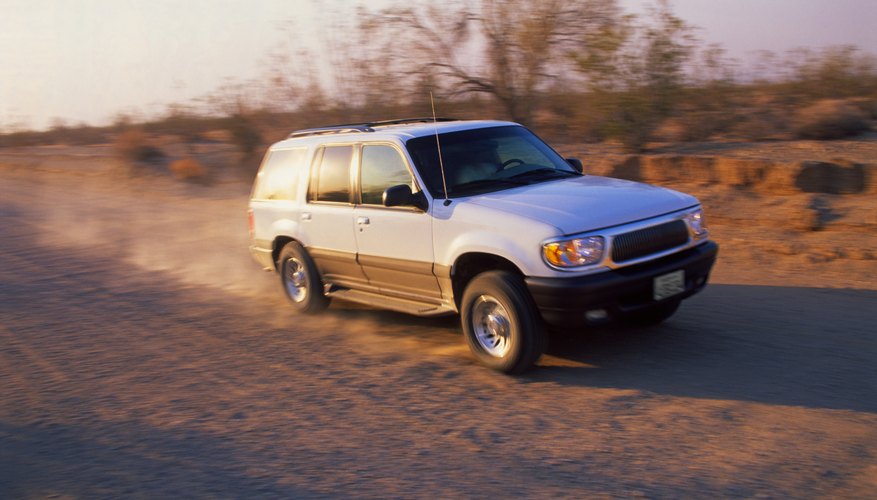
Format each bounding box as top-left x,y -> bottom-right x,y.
450,252 -> 523,309
272,236 -> 299,270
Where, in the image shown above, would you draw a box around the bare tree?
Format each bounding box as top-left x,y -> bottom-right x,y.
371,0 -> 621,125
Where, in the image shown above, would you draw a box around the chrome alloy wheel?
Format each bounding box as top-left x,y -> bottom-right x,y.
283,257 -> 308,302
471,295 -> 512,358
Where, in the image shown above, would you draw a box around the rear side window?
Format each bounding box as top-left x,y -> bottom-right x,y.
360,145 -> 414,205
311,145 -> 353,203
252,148 -> 307,201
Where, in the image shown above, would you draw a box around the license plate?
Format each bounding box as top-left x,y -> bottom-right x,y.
653,270 -> 685,301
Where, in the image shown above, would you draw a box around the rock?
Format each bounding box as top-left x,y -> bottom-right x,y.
794,160 -> 867,194
782,194 -> 837,231
806,194 -> 840,231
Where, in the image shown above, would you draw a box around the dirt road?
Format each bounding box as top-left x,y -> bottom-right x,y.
1,159 -> 876,498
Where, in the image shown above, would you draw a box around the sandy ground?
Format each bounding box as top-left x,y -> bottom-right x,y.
1,144 -> 876,498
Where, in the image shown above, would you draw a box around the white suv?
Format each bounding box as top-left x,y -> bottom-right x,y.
248,119 -> 718,373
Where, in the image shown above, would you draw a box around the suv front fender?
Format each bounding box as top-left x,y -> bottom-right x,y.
437,231 -> 543,277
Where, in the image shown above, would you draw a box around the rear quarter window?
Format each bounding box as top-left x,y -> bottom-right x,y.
252,148 -> 308,201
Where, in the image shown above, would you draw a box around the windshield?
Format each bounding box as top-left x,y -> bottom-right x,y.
405,125 -> 577,198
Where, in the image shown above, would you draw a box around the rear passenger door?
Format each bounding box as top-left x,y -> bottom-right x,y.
353,144 -> 441,302
302,144 -> 369,289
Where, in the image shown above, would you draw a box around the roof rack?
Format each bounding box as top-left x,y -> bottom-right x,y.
288,117 -> 458,139
287,126 -> 370,138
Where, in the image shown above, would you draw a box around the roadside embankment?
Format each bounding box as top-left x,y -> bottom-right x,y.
583,154 -> 876,195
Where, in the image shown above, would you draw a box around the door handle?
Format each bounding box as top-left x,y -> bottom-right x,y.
356,216 -> 370,225
301,212 -> 312,221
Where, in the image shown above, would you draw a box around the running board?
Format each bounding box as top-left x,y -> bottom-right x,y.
325,288 -> 456,317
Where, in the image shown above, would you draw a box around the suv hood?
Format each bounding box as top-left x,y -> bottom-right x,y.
463,175 -> 698,234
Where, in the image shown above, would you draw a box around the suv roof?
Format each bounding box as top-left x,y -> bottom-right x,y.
279,119 -> 518,145
287,117 -> 459,138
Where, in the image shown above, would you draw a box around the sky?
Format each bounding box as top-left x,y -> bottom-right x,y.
2,0 -> 876,131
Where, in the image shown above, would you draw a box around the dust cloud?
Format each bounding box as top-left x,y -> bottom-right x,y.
26,171 -> 277,299
20,167 -> 466,360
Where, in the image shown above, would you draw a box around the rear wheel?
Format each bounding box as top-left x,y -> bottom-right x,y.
461,271 -> 545,374
278,241 -> 329,314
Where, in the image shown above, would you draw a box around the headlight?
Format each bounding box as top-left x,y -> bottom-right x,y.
543,236 -> 605,268
684,208 -> 708,239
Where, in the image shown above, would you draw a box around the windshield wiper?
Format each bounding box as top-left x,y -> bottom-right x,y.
507,168 -> 577,181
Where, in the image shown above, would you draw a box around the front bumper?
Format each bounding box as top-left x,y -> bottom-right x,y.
526,241 -> 718,328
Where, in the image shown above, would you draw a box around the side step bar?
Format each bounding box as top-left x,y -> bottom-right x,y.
326,288 -> 456,317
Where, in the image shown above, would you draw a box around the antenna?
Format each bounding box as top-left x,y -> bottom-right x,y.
430,92 -> 450,205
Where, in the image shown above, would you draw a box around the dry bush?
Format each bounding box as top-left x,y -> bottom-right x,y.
0,130 -> 42,147
538,87 -> 601,143
226,115 -> 263,156
727,106 -> 793,140
849,96 -> 877,120
667,82 -> 739,142
792,99 -> 870,140
58,126 -> 109,145
152,112 -> 204,143
169,157 -> 208,182
114,129 -> 164,162
783,45 -> 877,101
674,105 -> 743,141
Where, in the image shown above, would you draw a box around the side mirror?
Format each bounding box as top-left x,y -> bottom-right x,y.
383,184 -> 428,211
566,157 -> 584,174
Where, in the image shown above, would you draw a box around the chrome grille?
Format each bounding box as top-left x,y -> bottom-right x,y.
611,220 -> 689,263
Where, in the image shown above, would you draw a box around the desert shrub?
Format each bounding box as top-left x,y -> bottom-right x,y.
169,157 -> 208,181
114,129 -> 164,162
226,114 -> 263,156
849,97 -> 877,120
673,109 -> 738,142
0,130 -> 42,147
784,46 -> 877,101
586,90 -> 665,152
671,84 -> 740,141
792,99 -> 870,140
64,126 -> 109,145
539,87 -> 601,143
573,4 -> 695,151
155,114 -> 204,143
727,105 -> 794,140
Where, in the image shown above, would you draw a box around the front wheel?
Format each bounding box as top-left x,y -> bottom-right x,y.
461,271 -> 545,374
277,241 -> 329,314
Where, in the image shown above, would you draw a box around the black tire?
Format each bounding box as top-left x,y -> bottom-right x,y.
277,241 -> 329,314
461,271 -> 545,374
620,299 -> 680,327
